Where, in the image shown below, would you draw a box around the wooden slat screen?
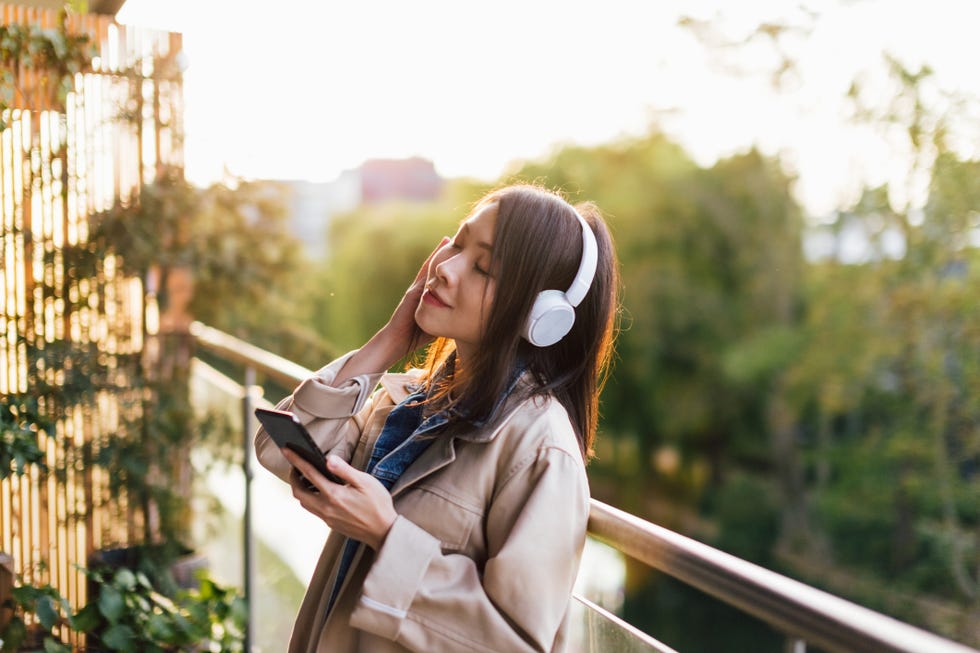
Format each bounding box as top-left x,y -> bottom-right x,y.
0,3 -> 183,641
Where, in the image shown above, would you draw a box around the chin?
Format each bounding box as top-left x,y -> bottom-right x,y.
414,314 -> 438,338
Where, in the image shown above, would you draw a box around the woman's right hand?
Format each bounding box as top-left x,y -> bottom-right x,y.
329,237 -> 449,386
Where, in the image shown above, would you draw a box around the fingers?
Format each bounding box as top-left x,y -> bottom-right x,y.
282,450 -> 397,548
325,455 -> 364,487
282,448 -> 329,494
282,449 -> 360,491
413,236 -> 450,287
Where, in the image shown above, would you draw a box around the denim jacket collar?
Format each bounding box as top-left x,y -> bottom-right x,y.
377,366 -> 530,444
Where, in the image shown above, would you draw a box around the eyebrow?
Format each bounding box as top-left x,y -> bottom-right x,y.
460,222 -> 493,251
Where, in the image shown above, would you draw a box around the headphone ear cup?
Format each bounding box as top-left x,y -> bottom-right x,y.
523,290 -> 575,347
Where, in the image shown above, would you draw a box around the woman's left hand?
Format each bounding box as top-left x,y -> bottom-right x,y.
283,449 -> 397,550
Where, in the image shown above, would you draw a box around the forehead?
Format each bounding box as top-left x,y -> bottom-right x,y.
460,202 -> 498,239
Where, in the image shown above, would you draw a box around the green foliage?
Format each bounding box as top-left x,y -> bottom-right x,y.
0,9 -> 94,130
787,164 -> 980,605
89,171 -> 333,372
0,337 -> 139,481
514,136 -> 805,500
0,567 -> 245,653
2,167 -> 284,539
622,571 -> 783,653
0,580 -> 72,652
0,332 -> 198,541
0,398 -> 47,480
707,472 -> 780,565
186,180 -> 331,368
74,567 -> 246,653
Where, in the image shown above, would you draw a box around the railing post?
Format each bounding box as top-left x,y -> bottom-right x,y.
242,365 -> 259,653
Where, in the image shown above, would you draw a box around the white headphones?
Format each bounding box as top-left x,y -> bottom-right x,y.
522,206 -> 598,347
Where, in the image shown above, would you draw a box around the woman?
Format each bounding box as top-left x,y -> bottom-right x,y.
255,184 -> 619,652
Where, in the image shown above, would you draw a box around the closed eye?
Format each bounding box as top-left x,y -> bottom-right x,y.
452,230 -> 493,276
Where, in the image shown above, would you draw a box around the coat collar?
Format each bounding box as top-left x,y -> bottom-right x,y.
377,370 -> 425,406
377,369 -> 533,444
377,368 -> 537,498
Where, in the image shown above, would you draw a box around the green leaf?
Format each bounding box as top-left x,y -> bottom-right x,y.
230,596 -> 249,626
11,584 -> 41,606
135,572 -> 153,590
185,601 -> 208,626
212,599 -> 229,620
101,623 -> 136,652
145,613 -> 175,642
114,568 -> 137,591
197,577 -> 215,600
170,611 -> 194,636
97,586 -> 125,623
35,595 -> 60,630
0,616 -> 27,651
70,602 -> 102,632
42,637 -> 71,653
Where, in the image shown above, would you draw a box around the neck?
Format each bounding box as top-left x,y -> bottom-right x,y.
453,340 -> 474,367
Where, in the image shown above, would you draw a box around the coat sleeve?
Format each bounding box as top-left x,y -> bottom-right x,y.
253,350 -> 385,483
349,444 -> 590,652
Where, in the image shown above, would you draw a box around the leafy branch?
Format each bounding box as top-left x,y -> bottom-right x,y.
0,8 -> 94,130
0,567 -> 246,653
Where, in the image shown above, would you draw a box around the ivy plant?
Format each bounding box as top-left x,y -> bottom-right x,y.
0,567 -> 246,653
72,567 -> 246,653
0,399 -> 48,481
0,8 -> 94,130
0,580 -> 72,652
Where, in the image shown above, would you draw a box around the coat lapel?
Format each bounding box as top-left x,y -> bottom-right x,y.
378,369 -> 530,498
389,433 -> 456,498
378,371 -> 421,405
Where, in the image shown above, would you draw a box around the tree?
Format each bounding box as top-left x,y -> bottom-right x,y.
512,135 -> 805,520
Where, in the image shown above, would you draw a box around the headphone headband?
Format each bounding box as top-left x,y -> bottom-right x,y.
521,203 -> 599,347
564,207 -> 598,307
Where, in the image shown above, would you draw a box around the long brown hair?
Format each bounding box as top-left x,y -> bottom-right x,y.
420,184 -> 619,460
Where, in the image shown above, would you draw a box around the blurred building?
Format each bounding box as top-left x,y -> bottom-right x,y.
359,156 -> 444,203
283,157 -> 444,259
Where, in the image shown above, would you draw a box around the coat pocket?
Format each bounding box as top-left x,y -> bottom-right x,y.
397,484 -> 483,553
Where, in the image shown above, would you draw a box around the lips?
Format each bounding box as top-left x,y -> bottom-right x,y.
422,288 -> 450,308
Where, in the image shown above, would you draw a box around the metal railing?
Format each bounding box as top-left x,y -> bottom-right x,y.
189,321 -> 979,653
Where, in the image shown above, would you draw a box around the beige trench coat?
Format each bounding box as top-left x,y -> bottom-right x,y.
254,352 -> 591,653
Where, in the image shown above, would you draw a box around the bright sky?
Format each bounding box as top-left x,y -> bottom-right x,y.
116,0 -> 980,217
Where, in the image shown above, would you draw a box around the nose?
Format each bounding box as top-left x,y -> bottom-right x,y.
433,245 -> 463,286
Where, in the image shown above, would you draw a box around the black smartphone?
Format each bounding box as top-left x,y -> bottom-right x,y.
254,407 -> 345,485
